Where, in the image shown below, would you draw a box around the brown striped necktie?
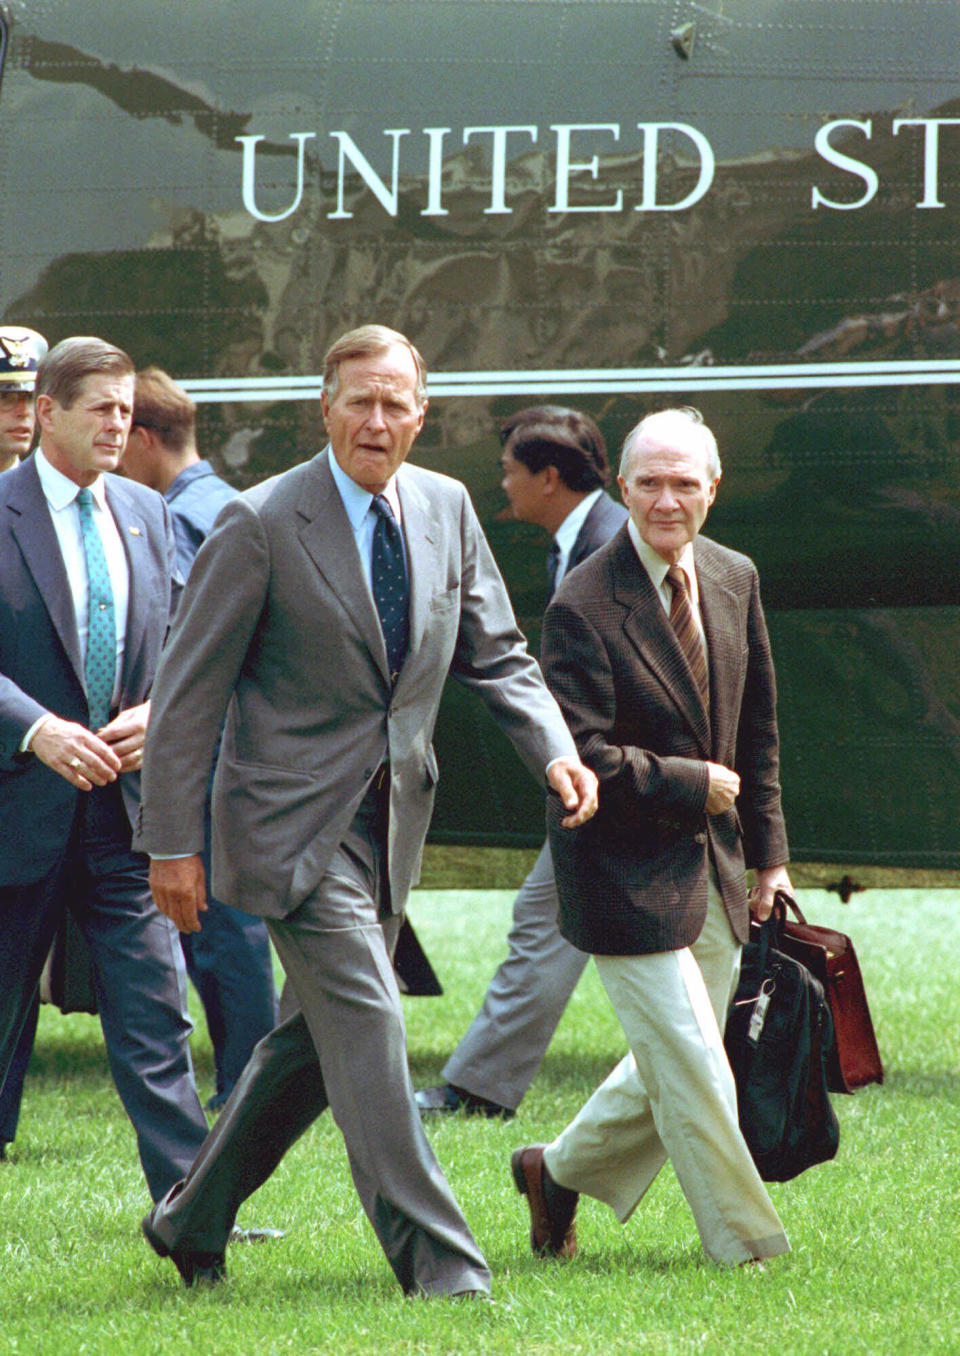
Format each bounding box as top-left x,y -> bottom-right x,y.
666,564 -> 709,710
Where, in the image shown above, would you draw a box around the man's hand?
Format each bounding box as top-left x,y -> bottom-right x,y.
149,854 -> 207,934
704,762 -> 740,815
99,701 -> 150,773
748,864 -> 793,922
547,756 -> 599,828
30,715 -> 122,789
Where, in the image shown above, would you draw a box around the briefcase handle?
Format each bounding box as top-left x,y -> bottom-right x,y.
773,888 -> 809,926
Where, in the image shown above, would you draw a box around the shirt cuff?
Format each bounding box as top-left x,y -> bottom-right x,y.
20,714 -> 51,754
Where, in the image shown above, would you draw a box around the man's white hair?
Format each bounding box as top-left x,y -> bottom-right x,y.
619,406 -> 721,481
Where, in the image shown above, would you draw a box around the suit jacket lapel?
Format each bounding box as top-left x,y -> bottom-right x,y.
695,542 -> 741,761
395,468 -> 438,670
611,531 -> 711,754
568,499 -> 598,573
104,476 -> 152,695
295,454 -> 391,684
7,458 -> 85,690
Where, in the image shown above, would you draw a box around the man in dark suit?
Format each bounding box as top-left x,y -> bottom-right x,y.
417,406 -> 627,1119
0,323 -> 47,1160
0,337 -> 209,1199
135,325 -> 597,1296
512,407 -> 792,1268
121,366 -> 278,1112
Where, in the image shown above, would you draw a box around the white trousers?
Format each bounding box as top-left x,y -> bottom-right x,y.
543,876 -> 789,1266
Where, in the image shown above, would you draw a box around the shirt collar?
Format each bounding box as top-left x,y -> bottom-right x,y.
627,518 -> 698,602
34,447 -> 108,512
327,445 -> 402,531
165,460 -> 212,502
553,488 -> 603,556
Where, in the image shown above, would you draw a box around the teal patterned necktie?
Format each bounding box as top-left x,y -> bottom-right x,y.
76,487 -> 116,731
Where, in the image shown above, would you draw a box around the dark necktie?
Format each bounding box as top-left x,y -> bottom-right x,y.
76,487 -> 117,731
666,564 -> 709,711
370,494 -> 409,683
546,540 -> 561,603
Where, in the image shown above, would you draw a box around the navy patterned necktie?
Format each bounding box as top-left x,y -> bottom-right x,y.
370,494 -> 409,683
76,486 -> 117,731
666,564 -> 709,712
546,540 -> 562,603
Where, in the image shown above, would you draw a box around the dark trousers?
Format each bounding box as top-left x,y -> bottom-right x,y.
0,784 -> 209,1199
0,991 -> 38,1144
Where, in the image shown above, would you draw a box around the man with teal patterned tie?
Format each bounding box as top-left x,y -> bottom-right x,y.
0,337 -> 209,1201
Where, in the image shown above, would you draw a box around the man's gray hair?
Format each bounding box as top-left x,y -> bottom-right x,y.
322,324 -> 427,405
35,336 -> 134,410
619,407 -> 721,481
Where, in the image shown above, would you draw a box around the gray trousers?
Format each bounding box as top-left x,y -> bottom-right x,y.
443,840 -> 589,1110
147,800 -> 490,1297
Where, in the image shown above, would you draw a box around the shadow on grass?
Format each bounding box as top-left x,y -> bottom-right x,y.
139,1259 -> 439,1306
407,1047 -> 618,1089
496,1240 -> 703,1278
877,1068 -> 959,1099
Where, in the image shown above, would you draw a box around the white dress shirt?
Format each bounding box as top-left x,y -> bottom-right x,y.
327,445 -> 406,590
627,519 -> 704,639
21,451 -> 130,750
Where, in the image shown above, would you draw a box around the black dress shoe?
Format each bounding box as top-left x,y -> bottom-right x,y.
142,1212 -> 226,1287
0,1141 -> 9,1162
415,1083 -> 514,1120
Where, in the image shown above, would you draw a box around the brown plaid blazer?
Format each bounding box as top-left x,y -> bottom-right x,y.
542,524 -> 788,956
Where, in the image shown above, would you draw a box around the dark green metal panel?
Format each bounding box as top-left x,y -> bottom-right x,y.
1,0 -> 957,864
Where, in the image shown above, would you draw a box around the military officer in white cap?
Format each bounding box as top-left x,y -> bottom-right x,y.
0,326 -> 47,473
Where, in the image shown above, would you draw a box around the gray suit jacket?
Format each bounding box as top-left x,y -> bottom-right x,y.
135,450 -> 575,918
542,526 -> 788,956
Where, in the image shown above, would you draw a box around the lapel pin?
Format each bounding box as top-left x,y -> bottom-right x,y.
128,525 -> 142,536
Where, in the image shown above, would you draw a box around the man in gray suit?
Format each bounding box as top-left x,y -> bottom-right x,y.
417,406 -> 627,1119
135,325 -> 597,1296
512,408 -> 791,1268
121,366 -> 278,1112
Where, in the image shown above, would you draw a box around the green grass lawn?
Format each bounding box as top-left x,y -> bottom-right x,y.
1,889 -> 958,1355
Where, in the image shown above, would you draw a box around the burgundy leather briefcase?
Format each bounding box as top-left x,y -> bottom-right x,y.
774,891 -> 883,1094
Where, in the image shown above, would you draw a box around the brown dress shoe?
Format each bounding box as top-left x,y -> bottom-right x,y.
511,1144 -> 578,1258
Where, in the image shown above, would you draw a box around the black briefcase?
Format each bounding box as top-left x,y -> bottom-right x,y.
39,912 -> 98,1015
725,901 -> 839,1182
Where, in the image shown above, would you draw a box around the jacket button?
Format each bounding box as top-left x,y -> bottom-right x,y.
694,831 -> 707,845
